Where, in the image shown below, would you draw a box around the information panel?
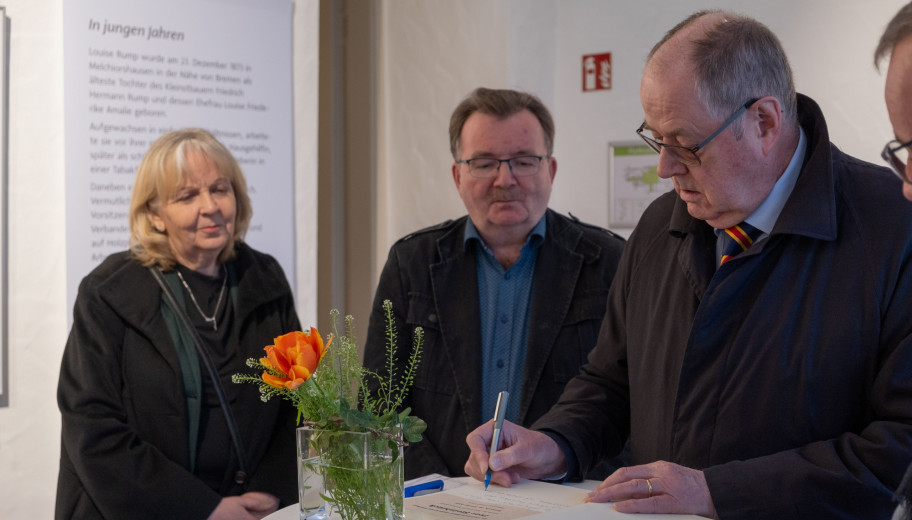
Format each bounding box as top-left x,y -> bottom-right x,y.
608,142 -> 670,228
63,0 -> 295,316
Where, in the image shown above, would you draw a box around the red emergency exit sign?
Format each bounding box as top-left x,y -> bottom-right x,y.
582,52 -> 612,92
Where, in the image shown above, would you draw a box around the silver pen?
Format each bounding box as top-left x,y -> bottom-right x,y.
484,390 -> 509,490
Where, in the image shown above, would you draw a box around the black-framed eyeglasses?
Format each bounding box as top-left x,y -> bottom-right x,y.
455,155 -> 549,178
636,98 -> 761,165
882,138 -> 912,184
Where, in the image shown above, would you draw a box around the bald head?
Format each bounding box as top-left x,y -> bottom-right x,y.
639,11 -> 800,228
646,10 -> 797,126
647,10 -> 726,64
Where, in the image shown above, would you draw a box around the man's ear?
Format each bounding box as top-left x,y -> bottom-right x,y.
452,162 -> 462,189
753,96 -> 783,156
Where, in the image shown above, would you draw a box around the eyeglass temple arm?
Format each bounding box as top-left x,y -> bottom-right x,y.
694,98 -> 761,151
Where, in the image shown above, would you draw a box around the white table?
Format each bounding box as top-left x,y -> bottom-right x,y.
262,504 -> 298,520
261,476 -> 478,519
262,479 -> 607,520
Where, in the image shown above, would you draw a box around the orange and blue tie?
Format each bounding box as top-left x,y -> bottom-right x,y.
720,222 -> 762,266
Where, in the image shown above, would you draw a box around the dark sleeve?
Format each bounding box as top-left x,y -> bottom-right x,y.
57,274 -> 221,520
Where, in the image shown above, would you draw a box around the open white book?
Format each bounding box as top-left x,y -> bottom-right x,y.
405,477 -> 705,519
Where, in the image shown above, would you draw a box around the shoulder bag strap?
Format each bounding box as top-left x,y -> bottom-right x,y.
149,267 -> 250,487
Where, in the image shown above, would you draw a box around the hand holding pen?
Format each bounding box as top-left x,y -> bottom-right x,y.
465,407 -> 570,488
484,390 -> 509,490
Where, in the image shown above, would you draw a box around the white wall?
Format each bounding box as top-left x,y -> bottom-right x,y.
0,0 -> 318,517
549,0 -> 903,229
0,2 -> 67,516
376,0 -> 906,265
376,0 -> 511,257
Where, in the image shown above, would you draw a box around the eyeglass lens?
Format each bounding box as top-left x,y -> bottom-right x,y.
663,146 -> 699,165
638,133 -> 699,165
467,156 -> 543,177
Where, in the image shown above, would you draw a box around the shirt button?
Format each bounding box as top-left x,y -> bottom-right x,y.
505,273 -> 512,280
496,359 -> 505,368
500,314 -> 508,324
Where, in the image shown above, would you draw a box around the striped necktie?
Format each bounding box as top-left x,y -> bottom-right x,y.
720,222 -> 762,266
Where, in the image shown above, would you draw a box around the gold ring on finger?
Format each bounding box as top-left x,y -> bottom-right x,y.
646,478 -> 653,498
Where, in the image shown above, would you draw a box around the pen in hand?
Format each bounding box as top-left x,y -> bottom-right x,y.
484,390 -> 510,491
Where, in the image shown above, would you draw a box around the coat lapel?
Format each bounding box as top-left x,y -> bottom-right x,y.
100,260 -> 183,376
429,223 -> 485,431
520,211 -> 585,422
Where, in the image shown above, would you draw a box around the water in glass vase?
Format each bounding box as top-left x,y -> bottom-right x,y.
297,427 -> 404,520
322,452 -> 403,520
297,430 -> 327,520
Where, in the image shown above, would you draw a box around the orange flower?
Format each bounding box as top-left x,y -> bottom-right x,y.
260,328 -> 332,389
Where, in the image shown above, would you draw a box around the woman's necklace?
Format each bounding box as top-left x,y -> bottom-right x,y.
176,269 -> 227,332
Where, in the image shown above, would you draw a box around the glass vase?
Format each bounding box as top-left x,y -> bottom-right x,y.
297,426 -> 404,520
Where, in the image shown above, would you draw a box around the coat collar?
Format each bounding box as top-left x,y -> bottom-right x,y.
101,243 -> 286,326
669,93 -> 838,242
667,93 -> 839,297
771,94 -> 838,241
97,243 -> 289,372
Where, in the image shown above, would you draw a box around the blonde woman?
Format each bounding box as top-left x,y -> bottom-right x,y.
57,129 -> 300,520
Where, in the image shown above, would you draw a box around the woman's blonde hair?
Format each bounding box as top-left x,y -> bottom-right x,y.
128,128 -> 252,270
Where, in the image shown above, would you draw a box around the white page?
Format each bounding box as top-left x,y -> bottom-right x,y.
406,478 -> 706,520
447,479 -> 587,510
406,479 -> 588,520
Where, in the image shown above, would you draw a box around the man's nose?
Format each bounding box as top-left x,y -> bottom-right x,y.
656,148 -> 687,179
492,160 -> 518,185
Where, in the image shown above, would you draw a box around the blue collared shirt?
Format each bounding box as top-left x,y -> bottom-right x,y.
465,216 -> 546,423
715,126 -> 808,256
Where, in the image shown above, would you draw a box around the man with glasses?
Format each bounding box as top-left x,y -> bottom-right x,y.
875,5 -> 912,520
464,11 -> 912,519
363,87 -> 625,480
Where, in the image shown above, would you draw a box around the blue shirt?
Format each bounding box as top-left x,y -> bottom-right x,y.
465,216 -> 546,423
715,126 -> 807,256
